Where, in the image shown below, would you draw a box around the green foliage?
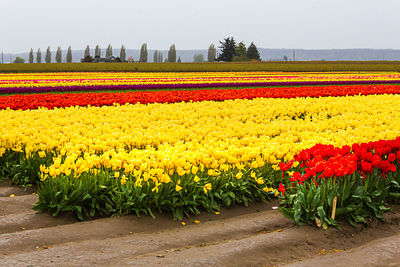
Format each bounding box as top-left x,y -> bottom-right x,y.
36,49 -> 42,63
1,148 -> 281,220
233,42 -> 248,62
56,47 -> 62,63
139,43 -> 148,63
1,61 -> 400,73
279,167 -> 399,229
218,37 -> 237,62
84,45 -> 90,58
153,50 -> 159,63
0,150 -> 52,187
106,44 -> 113,58
29,49 -> 34,63
66,47 -> 72,63
45,46 -> 51,63
168,44 -> 176,63
95,45 -> 101,58
13,57 -> 25,64
120,45 -> 126,62
247,42 -> 261,61
193,54 -> 204,62
32,163 -> 280,221
34,174 -> 115,220
208,44 -> 216,62
82,55 -> 93,63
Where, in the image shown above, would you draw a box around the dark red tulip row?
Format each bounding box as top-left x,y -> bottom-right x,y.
2,84 -> 400,110
2,79 -> 400,94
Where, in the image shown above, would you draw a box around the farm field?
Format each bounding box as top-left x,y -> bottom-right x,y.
0,61 -> 400,73
1,71 -> 400,266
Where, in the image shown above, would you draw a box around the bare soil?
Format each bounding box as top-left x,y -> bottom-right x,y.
1,180 -> 400,267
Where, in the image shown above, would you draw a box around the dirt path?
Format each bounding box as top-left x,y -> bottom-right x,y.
1,181 -> 400,267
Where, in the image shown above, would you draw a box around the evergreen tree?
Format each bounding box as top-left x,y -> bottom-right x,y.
177,56 -> 182,63
66,46 -> 72,63
29,48 -> 34,63
246,42 -> 261,61
95,45 -> 101,58
120,45 -> 126,61
168,44 -> 176,63
106,44 -> 113,57
217,37 -> 236,62
233,42 -> 247,61
153,50 -> 158,63
207,44 -> 216,62
36,48 -> 42,63
84,45 -> 90,58
56,47 -> 62,63
45,46 -> 51,63
139,43 -> 148,62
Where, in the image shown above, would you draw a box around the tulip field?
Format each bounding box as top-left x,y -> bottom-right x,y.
1,71 -> 399,226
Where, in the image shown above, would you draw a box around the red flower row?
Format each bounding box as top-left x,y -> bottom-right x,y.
278,137 -> 400,194
2,84 -> 400,110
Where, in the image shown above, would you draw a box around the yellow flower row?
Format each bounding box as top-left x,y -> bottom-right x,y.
1,94 -> 400,187
1,71 -> 399,88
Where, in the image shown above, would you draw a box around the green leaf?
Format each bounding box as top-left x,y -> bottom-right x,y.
389,192 -> 400,198
317,206 -> 326,222
279,207 -> 295,220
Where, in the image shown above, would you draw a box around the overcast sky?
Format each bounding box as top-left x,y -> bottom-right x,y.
1,0 -> 400,53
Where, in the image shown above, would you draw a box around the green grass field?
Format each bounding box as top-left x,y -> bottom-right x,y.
1,61 -> 400,73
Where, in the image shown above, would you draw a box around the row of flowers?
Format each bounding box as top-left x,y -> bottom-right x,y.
2,80 -> 400,94
2,71 -> 400,85
278,137 -> 400,228
2,84 -> 400,110
1,94 -> 398,221
2,94 -> 400,189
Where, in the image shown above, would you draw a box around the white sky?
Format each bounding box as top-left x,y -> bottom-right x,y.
1,0 -> 400,53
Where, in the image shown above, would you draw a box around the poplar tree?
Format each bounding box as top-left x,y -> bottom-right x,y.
139,43 -> 148,63
36,48 -> 42,63
207,44 -> 216,62
167,44 -> 176,63
29,48 -> 34,63
153,50 -> 158,63
84,45 -> 90,58
120,45 -> 126,61
95,45 -> 101,58
45,46 -> 51,63
106,44 -> 113,57
66,46 -> 72,63
177,56 -> 182,63
158,52 -> 163,63
56,47 -> 62,63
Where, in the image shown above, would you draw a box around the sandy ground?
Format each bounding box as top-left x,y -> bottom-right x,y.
1,180 -> 400,267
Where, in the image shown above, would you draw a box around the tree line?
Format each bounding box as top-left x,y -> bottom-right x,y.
20,37 -> 260,63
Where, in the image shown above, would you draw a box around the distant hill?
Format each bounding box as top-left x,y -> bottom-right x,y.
2,48 -> 400,63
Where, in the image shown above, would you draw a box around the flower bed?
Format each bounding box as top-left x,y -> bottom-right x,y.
1,91 -> 400,221
1,71 -> 400,94
2,84 -> 400,110
278,138 -> 400,228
